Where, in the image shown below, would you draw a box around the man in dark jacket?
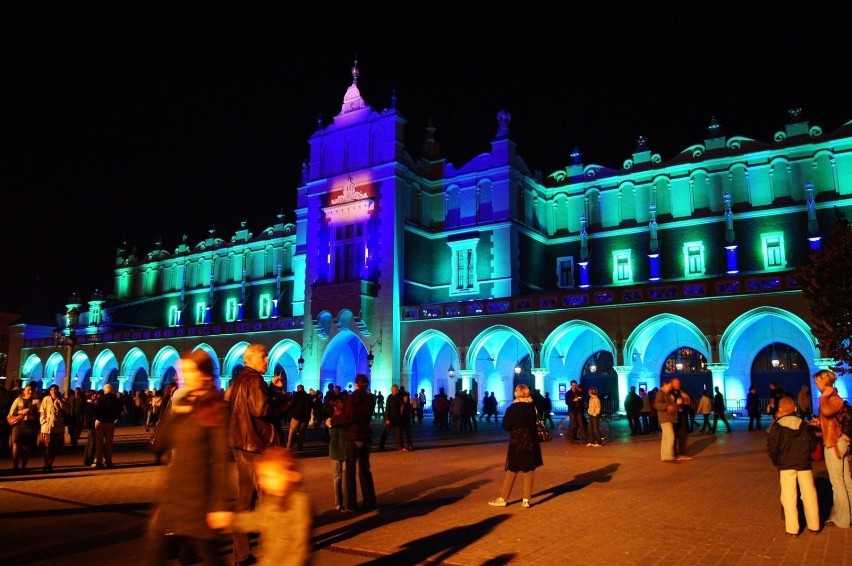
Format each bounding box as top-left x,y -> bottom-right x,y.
287,384 -> 313,450
624,386 -> 642,436
330,373 -> 376,512
378,384 -> 399,450
226,343 -> 283,566
712,386 -> 732,433
767,396 -> 819,535
566,380 -> 584,443
93,383 -> 123,468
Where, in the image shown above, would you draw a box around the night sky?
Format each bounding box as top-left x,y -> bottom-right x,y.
3,2 -> 851,322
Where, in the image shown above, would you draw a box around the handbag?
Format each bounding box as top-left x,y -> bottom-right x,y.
7,414 -> 25,427
535,408 -> 552,442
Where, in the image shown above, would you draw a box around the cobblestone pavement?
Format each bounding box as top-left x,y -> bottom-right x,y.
2,417 -> 851,565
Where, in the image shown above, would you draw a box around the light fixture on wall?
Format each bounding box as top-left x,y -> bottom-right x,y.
298,335 -> 313,373
367,332 -> 383,369
674,325 -> 684,371
448,363 -> 455,379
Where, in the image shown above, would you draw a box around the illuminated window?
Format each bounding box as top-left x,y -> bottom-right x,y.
556,256 -> 575,288
225,298 -> 238,322
195,302 -> 207,325
258,294 -> 272,319
447,237 -> 479,296
331,223 -> 365,282
612,250 -> 633,284
761,232 -> 786,270
168,306 -> 179,327
683,242 -> 705,277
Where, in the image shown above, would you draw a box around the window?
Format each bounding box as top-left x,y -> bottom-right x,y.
225,298 -> 238,322
258,294 -> 272,319
761,232 -> 786,270
331,223 -> 365,282
612,250 -> 633,284
447,237 -> 479,296
683,242 -> 705,278
195,302 -> 207,325
556,256 -> 575,288
168,305 -> 179,327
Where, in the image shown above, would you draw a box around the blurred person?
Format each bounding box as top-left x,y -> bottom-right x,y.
639,387 -> 651,434
463,390 -> 478,432
541,391 -> 555,429
287,384 -> 312,451
82,390 -> 97,466
374,390 -> 384,419
746,385 -> 762,432
146,388 -> 162,432
93,383 -> 123,469
0,386 -> 13,458
432,388 -> 449,431
798,383 -> 813,419
810,370 -> 852,528
66,387 -> 84,447
38,384 -> 65,472
712,385 -> 732,434
565,380 -> 583,443
480,392 -> 490,423
767,381 -> 786,419
397,393 -> 414,451
149,349 -> 230,565
325,399 -> 347,511
416,388 -> 427,424
586,386 -> 602,447
655,379 -> 677,463
488,384 -> 543,508
378,384 -> 399,450
330,373 -> 376,513
767,397 -> 819,537
226,343 -> 285,566
450,394 -> 464,432
8,384 -> 39,473
696,389 -> 712,433
150,382 -> 179,465
207,447 -> 311,566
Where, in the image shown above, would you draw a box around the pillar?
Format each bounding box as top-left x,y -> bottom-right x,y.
707,363 -> 729,393
613,365 -> 632,413
531,368 -> 549,394
117,375 -> 130,393
459,369 -> 477,394
219,376 -> 231,392
89,375 -> 103,391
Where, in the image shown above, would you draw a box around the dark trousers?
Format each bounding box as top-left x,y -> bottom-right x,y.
379,422 -> 392,448
628,414 -> 641,435
699,414 -> 712,431
639,413 -> 650,434
149,531 -> 224,566
748,415 -> 762,431
568,411 -> 583,441
233,449 -> 261,563
396,425 -> 412,449
83,427 -> 96,465
713,411 -> 732,432
344,440 -> 376,511
66,419 -> 81,447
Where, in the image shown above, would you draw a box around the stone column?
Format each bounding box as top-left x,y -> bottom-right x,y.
117,375 -> 130,393
707,363 -> 729,392
459,369 -> 477,394
613,366 -> 633,413
89,375 -> 103,391
531,368 -> 549,393
219,376 -> 231,392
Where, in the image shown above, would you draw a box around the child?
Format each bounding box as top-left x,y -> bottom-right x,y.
326,399 -> 347,511
766,397 -> 820,537
207,447 -> 312,564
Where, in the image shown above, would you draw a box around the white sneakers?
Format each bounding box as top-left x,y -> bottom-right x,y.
521,499 -> 531,508
488,497 -> 507,507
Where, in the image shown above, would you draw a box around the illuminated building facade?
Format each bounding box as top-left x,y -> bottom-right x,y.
17,65 -> 852,410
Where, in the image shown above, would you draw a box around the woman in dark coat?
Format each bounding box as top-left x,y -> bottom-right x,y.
150,350 -> 230,565
488,384 -> 543,508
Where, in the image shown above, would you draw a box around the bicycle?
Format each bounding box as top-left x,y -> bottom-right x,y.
598,412 -> 613,445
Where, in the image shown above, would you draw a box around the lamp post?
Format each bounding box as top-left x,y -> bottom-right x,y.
55,306 -> 80,397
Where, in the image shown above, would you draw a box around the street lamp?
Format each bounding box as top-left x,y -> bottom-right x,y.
448,363 -> 455,379
55,306 -> 80,397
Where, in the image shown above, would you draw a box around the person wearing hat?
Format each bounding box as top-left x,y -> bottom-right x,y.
767,396 -> 820,536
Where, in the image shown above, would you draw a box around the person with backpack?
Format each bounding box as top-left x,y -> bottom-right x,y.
811,370 -> 852,528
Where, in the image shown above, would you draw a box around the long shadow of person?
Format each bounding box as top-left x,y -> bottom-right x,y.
363,515 -> 513,565
532,463 -> 621,506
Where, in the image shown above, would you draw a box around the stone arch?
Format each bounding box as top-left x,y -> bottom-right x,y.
268,339 -> 301,389
403,329 -> 458,403
22,354 -> 45,386
624,313 -> 710,382
467,325 -> 533,405
319,330 -> 370,393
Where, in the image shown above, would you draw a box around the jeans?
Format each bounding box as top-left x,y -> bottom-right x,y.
713,411 -> 732,432
94,421 -> 115,466
331,459 -> 345,507
588,415 -> 601,444
344,440 -> 376,511
233,449 -> 261,562
660,422 -> 675,461
779,469 -> 819,534
825,437 -> 852,527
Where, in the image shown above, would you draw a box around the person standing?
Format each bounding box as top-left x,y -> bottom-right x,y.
696,389 -> 712,433
767,397 -> 820,537
655,379 -> 677,463
624,386 -> 642,436
670,378 -> 692,459
638,388 -> 651,434
811,370 -> 852,528
39,384 -> 65,472
227,343 -> 284,566
325,399 -> 347,511
767,381 -> 786,419
378,384 -> 399,450
8,384 -> 39,473
798,384 -> 813,419
398,393 -> 414,451
416,389 -> 427,424
82,390 -> 97,466
93,383 -> 123,469
565,380 -> 584,443
330,373 -> 376,513
488,384 -> 543,508
542,392 -> 556,429
586,387 -> 603,447
66,387 -> 84,447
712,386 -> 732,433
287,384 -> 312,451
746,385 -> 762,432
432,388 -> 449,431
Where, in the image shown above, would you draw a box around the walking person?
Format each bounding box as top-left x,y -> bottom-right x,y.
93,383 -> 123,469
226,343 -> 285,566
397,393 -> 414,450
767,397 -> 820,537
8,384 -> 39,473
639,387 -> 651,434
488,384 -> 543,508
330,373 -> 377,513
712,386 -> 732,433
586,387 -> 602,447
746,385 -> 762,432
655,379 -> 677,463
149,349 -> 230,565
811,370 -> 852,528
325,399 -> 347,511
696,389 -> 712,433
565,380 -> 584,443
38,384 -> 65,472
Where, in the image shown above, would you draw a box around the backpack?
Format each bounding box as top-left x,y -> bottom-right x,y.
836,401 -> 852,439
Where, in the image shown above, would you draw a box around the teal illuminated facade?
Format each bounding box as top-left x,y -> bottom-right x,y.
17,67 -> 852,410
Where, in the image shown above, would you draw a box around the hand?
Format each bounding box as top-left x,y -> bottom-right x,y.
206,511 -> 233,530
272,375 -> 283,388
325,418 -> 332,428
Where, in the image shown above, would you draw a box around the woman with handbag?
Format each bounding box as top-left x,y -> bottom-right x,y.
38,384 -> 65,472
8,384 -> 39,473
488,384 -> 543,509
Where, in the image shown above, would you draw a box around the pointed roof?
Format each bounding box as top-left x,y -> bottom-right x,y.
340,59 -> 366,115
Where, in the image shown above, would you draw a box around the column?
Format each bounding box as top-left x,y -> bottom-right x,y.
117,375 -> 130,393
89,376 -> 103,391
531,368 -> 549,393
459,369 -> 477,394
219,376 -> 231,392
707,363 -> 729,393
613,365 -> 632,413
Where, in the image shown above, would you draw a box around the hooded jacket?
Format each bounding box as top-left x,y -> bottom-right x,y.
767,413 -> 816,471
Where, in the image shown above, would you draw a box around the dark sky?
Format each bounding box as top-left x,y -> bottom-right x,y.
3,2 -> 851,322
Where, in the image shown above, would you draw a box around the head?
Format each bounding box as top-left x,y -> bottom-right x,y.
354,374 -> 369,390
702,389 -> 710,397
769,380 -> 778,391
391,384 -> 399,395
630,386 -> 636,393
256,447 -> 301,497
639,388 -> 646,396
103,383 -> 114,395
296,384 -> 305,392
589,387 -> 598,397
749,385 -> 756,394
513,383 -> 532,402
179,349 -> 216,391
22,384 -> 35,399
813,370 -> 837,393
660,379 -> 673,392
48,384 -> 60,399
671,378 -> 681,390
714,386 -> 720,393
777,397 -> 797,418
570,380 -> 578,391
243,343 -> 270,374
